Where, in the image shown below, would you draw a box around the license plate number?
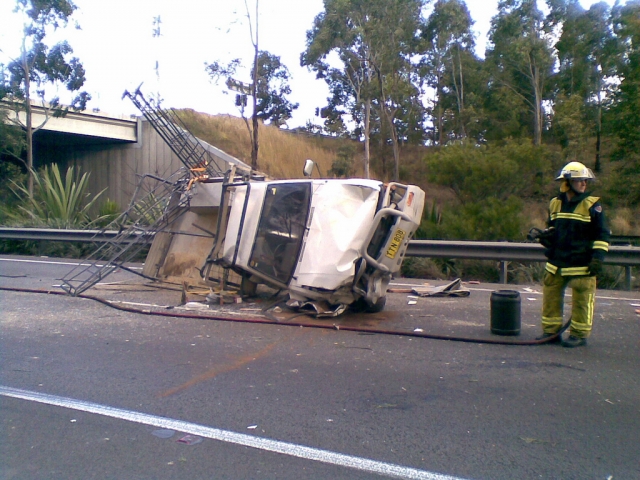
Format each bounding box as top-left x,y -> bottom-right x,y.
385,229 -> 406,259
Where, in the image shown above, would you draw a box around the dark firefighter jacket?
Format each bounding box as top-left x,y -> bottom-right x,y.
544,191 -> 610,276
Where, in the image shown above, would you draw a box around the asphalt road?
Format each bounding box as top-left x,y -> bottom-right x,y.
1,255 -> 639,480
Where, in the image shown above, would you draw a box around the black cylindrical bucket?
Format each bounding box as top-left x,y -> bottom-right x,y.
490,290 -> 521,336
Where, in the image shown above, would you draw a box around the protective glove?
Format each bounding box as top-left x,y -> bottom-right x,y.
527,227 -> 555,247
538,227 -> 555,248
588,258 -> 603,277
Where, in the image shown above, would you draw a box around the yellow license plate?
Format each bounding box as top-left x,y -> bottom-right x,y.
385,229 -> 406,259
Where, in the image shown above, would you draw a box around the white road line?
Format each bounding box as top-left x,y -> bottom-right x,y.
0,386 -> 467,480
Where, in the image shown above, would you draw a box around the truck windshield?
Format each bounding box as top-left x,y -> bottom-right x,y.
249,183 -> 311,284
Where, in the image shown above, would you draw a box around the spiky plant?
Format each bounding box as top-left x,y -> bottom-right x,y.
12,164 -> 106,228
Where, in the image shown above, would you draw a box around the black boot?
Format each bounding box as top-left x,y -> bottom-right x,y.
535,332 -> 562,344
562,335 -> 587,348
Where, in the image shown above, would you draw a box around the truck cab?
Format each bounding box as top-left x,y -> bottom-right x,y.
203,171 -> 425,313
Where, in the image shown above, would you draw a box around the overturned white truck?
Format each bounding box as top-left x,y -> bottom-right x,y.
195,163 -> 425,314
102,88 -> 425,314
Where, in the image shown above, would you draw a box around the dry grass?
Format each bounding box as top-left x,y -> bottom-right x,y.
177,109 -> 351,180
609,207 -> 640,236
521,201 -> 550,230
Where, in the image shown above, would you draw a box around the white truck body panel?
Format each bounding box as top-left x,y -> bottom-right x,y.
291,180 -> 380,290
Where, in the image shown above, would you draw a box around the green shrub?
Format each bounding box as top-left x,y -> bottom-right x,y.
401,257 -> 446,279
329,144 -> 355,178
437,196 -> 524,241
0,162 -> 26,225
426,139 -> 554,203
415,201 -> 442,239
11,164 -> 106,228
96,198 -> 121,228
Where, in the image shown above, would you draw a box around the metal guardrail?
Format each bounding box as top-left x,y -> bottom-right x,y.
406,240 -> 640,266
1,227 -> 638,289
407,240 -> 639,290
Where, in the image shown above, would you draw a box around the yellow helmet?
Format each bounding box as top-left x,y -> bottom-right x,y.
556,161 -> 596,181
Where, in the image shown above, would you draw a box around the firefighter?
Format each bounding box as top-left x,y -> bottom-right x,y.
537,161 -> 610,347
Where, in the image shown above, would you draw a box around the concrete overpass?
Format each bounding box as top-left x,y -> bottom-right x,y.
1,101 -> 249,209
2,101 -> 139,145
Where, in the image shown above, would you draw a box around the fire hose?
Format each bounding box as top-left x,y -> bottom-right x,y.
0,286 -> 570,346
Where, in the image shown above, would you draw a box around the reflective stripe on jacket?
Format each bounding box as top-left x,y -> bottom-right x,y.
544,192 -> 609,275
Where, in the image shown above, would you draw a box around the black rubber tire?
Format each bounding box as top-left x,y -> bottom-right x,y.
351,296 -> 386,313
366,296 -> 386,313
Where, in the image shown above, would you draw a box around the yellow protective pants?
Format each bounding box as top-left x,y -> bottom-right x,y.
541,271 -> 596,339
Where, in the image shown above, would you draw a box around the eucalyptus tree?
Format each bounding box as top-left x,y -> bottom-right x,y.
608,0 -> 640,205
303,0 -> 426,181
254,52 -> 299,127
1,0 -> 90,198
550,0 -> 619,171
368,0 -> 425,181
486,0 -> 554,145
206,51 -> 297,168
421,0 -> 479,143
205,0 -> 264,171
302,0 -> 379,178
0,69 -> 26,163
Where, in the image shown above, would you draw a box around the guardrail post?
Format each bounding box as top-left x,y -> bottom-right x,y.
625,266 -> 632,291
499,261 -> 508,284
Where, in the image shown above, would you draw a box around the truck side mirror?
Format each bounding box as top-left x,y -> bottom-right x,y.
303,159 -> 315,177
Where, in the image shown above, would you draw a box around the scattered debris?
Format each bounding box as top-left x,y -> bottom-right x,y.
247,425 -> 258,430
177,434 -> 203,445
286,299 -> 347,317
520,437 -> 549,445
413,328 -> 424,332
410,278 -> 470,297
182,301 -> 209,310
388,288 -> 413,293
205,291 -> 241,305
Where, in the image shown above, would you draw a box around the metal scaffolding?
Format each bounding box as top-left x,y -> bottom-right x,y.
61,88 -> 231,296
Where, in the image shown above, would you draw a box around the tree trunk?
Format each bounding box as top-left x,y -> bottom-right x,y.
595,83 -> 602,172
532,65 -> 543,146
250,0 -> 259,171
24,54 -> 34,198
450,48 -> 466,139
436,79 -> 444,145
364,99 -> 371,179
391,128 -> 400,182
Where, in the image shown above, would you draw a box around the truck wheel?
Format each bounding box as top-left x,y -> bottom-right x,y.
366,296 -> 386,313
351,296 -> 386,313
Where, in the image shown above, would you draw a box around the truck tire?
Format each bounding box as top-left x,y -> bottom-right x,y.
351,296 -> 386,313
366,296 -> 386,313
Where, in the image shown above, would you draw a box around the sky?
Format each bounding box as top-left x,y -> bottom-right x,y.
0,0 -> 617,129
